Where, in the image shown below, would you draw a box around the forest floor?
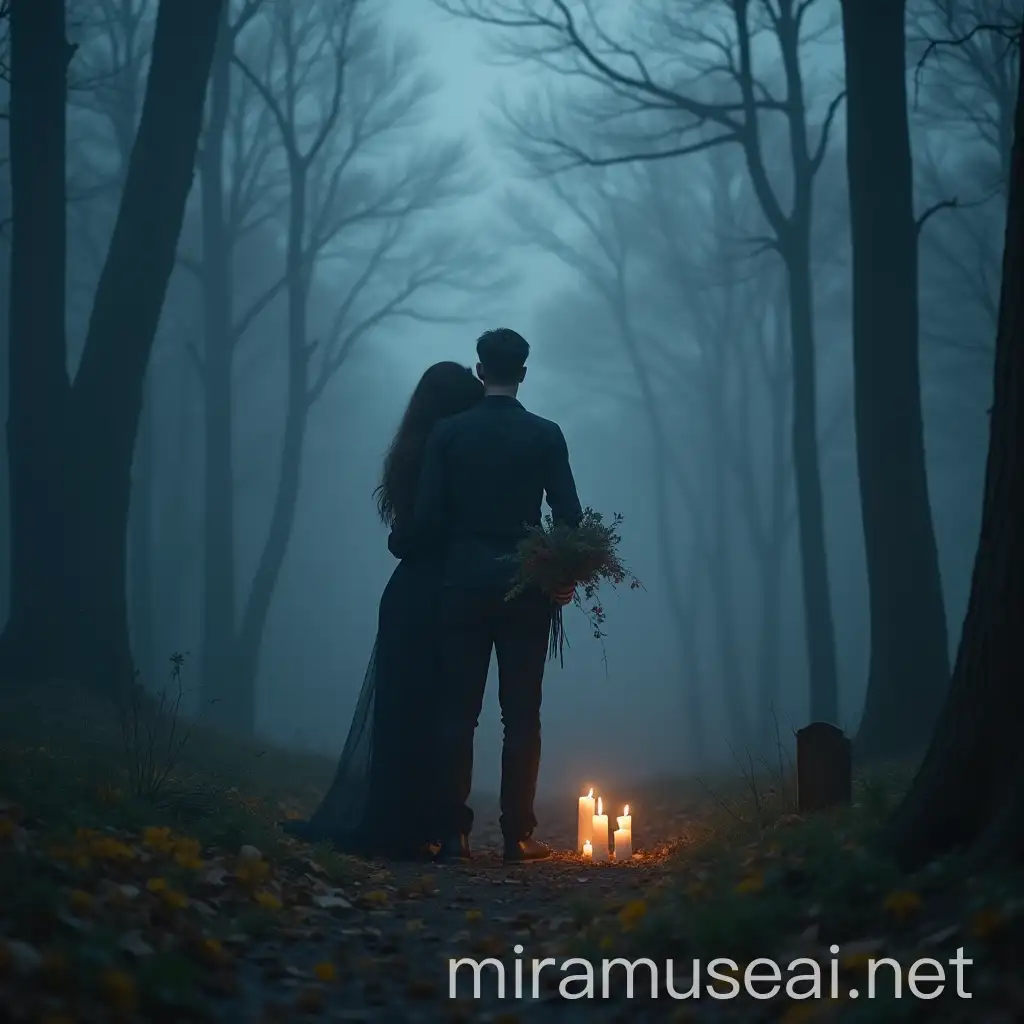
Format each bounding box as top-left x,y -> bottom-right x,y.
1,680 -> 1023,1024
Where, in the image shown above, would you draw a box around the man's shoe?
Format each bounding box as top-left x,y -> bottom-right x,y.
503,836 -> 552,863
436,834 -> 471,862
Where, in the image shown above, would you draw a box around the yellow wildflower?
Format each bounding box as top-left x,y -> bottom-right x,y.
68,889 -> 93,915
780,1003 -> 822,1024
970,907 -> 1006,939
173,837 -> 201,860
146,877 -> 167,893
235,859 -> 270,885
142,825 -> 174,851
89,837 -> 134,860
254,890 -> 282,911
841,951 -> 874,971
618,899 -> 648,931
101,969 -> 138,1013
160,889 -> 189,911
313,961 -> 337,982
735,874 -> 765,894
882,890 -> 922,921
198,937 -> 228,965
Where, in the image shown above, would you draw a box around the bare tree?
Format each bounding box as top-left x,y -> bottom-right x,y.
67,0 -> 161,683
883,34 -> 1024,867
634,152 -> 810,752
0,0 -> 223,691
501,169 -> 709,761
189,0 -> 498,734
2,0 -> 76,683
435,0 -> 845,724
502,140 -> 811,757
187,0 -> 284,730
910,0 -> 1019,186
839,0 -> 951,761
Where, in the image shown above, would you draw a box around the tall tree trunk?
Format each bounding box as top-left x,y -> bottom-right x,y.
198,10 -> 240,727
653,441 -> 706,767
675,533 -> 705,771
755,294 -> 791,749
161,349 -> 197,659
754,384 -> 787,753
882,54 -> 1024,868
841,0 -> 951,762
129,376 -> 156,684
227,164 -> 313,735
0,0 -> 73,682
611,282 -> 706,763
0,243 -> 11,625
63,0 -> 223,694
783,229 -> 840,725
707,421 -> 751,751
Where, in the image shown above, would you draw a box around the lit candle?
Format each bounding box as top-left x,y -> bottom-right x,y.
591,797 -> 609,862
577,788 -> 595,853
613,804 -> 632,861
582,839 -> 593,860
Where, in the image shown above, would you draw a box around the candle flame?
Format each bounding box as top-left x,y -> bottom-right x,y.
587,788 -> 593,799
624,805 -> 629,816
597,797 -> 603,816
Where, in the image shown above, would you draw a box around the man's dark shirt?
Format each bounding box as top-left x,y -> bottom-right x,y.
413,395 -> 582,589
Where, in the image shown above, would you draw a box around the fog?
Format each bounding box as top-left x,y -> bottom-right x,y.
1,0 -> 1009,799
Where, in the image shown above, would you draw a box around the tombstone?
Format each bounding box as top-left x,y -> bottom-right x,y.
796,722 -> 852,813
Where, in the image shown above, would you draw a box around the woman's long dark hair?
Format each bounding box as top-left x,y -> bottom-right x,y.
374,361 -> 483,526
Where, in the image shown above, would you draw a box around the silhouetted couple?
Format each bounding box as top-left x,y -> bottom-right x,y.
283,329 -> 581,863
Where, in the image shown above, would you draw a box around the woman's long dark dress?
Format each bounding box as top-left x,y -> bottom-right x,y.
286,520 -> 444,856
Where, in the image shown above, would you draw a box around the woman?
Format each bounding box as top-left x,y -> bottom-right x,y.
283,362 -> 484,858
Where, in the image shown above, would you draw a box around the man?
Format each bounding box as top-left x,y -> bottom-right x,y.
414,328 -> 582,863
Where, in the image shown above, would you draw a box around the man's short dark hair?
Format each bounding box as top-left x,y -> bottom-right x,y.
476,328 -> 529,386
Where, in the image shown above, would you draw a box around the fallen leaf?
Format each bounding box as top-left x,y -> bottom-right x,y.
4,939 -> 42,975
313,893 -> 352,911
200,864 -> 230,887
118,931 -> 154,957
406,978 -> 438,999
296,987 -> 326,1013
921,924 -> 959,946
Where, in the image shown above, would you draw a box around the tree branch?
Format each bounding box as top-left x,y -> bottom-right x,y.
916,196 -> 959,236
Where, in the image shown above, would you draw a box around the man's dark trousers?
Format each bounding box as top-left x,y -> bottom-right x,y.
438,585 -> 552,842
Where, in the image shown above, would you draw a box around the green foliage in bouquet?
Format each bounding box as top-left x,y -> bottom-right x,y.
504,508 -> 643,667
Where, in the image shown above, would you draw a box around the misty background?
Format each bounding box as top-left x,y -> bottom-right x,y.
0,0 -> 1011,798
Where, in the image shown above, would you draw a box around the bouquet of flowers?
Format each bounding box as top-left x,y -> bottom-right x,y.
504,507 -> 642,667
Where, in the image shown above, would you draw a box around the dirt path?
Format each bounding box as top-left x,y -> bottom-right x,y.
228,809 -> 678,1022
235,851 -> 666,1022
